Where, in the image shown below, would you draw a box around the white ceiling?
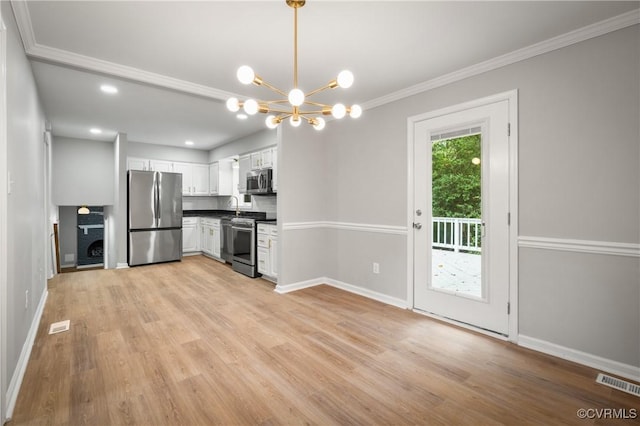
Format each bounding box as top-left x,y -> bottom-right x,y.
14,1 -> 640,151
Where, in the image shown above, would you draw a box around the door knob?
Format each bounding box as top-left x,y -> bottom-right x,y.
413,223 -> 422,230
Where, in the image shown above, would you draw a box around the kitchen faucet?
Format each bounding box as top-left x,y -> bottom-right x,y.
230,196 -> 240,216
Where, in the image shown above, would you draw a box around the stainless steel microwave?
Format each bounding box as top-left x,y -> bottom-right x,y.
246,168 -> 274,194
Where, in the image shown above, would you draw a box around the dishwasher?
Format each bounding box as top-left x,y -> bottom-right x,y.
221,217 -> 233,263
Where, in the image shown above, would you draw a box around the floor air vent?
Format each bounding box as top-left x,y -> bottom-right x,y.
48,320 -> 70,335
596,373 -> 640,397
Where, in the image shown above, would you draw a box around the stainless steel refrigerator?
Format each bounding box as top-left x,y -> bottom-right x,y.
128,170 -> 182,266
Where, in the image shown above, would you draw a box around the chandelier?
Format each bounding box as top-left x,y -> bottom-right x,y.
226,0 -> 361,131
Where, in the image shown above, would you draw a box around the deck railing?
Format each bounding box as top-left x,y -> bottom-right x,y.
432,217 -> 482,252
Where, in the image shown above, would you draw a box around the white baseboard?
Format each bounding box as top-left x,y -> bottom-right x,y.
275,277 -> 408,309
518,335 -> 640,382
324,278 -> 409,309
116,262 -> 129,269
5,288 -> 48,419
275,277 -> 323,294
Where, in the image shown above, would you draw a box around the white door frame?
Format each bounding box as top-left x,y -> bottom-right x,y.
406,90 -> 519,341
0,14 -> 8,424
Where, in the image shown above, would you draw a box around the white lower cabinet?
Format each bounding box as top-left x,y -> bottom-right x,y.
200,218 -> 222,259
182,217 -> 199,253
257,223 -> 277,280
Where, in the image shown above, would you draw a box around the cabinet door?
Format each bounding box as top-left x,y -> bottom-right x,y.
128,158 -> 149,171
172,162 -> 193,195
238,155 -> 251,193
261,148 -> 273,168
250,152 -> 262,170
192,164 -> 209,195
151,160 -> 173,172
270,237 -> 278,278
257,247 -> 270,275
209,163 -> 219,195
183,223 -> 199,252
212,226 -> 221,258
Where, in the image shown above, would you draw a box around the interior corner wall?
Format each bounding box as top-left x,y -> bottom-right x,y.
321,25 -> 639,369
2,0 -> 48,416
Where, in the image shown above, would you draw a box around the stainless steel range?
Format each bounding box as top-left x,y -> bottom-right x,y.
231,217 -> 258,277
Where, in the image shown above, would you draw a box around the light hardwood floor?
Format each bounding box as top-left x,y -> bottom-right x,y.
8,256 -> 639,425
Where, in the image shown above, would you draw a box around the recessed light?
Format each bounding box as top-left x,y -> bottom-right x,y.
237,114 -> 248,120
90,128 -> 102,134
100,84 -> 118,94
185,140 -> 194,146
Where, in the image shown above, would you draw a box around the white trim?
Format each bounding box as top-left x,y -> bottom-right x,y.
275,276 -> 408,309
10,0 -> 237,101
518,236 -> 640,258
275,277 -> 324,294
116,262 -> 129,269
27,44 -> 238,101
363,10 -> 640,111
12,1 -> 638,112
5,289 -> 48,420
325,278 -> 408,309
0,15 -> 7,425
406,90 -> 519,341
519,335 -> 640,383
282,221 -> 407,235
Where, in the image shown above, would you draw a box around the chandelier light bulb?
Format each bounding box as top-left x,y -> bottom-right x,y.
313,117 -> 326,131
289,116 -> 302,127
288,88 -> 305,107
349,104 -> 362,119
237,66 -> 255,85
226,97 -> 240,112
243,99 -> 259,115
265,115 -> 279,129
337,70 -> 354,89
332,103 -> 347,119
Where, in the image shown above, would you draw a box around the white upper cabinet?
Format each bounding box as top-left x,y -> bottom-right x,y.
173,162 -> 208,196
150,160 -> 173,172
127,157 -> 149,171
209,159 -> 234,196
250,148 -> 274,170
191,164 -> 210,195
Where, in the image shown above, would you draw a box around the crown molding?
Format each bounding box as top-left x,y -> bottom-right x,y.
9,0 -> 238,101
10,1 -> 639,107
362,9 -> 640,111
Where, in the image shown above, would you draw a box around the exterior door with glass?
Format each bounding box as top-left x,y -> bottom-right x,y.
413,98 -> 512,335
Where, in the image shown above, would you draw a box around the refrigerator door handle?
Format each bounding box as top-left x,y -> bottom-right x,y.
155,174 -> 161,223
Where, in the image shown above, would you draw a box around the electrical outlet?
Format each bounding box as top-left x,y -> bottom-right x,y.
25,290 -> 29,309
373,262 -> 380,274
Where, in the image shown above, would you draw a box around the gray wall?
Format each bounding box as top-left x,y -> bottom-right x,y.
2,0 -> 48,417
52,137 -> 114,206
279,26 -> 639,368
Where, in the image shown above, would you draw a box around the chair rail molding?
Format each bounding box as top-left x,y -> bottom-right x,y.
518,236 -> 640,258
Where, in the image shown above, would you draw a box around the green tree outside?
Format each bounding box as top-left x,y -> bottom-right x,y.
431,134 -> 481,219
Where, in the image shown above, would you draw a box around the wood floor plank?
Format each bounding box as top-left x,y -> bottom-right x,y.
8,255 -> 640,425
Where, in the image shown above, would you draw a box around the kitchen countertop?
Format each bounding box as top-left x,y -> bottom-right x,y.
183,210 -> 275,220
